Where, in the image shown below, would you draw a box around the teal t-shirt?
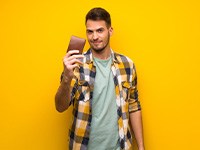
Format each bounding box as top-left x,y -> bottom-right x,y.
88,56 -> 120,150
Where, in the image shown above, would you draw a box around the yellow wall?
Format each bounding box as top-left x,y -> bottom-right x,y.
1,0 -> 200,149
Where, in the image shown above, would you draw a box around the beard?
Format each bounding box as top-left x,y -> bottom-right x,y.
89,33 -> 110,53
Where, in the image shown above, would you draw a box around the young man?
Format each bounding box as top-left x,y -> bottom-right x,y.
55,7 -> 145,150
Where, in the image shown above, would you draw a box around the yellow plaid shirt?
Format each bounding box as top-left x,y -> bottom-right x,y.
65,49 -> 141,150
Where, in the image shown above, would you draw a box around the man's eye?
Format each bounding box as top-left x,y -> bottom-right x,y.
97,29 -> 103,33
87,30 -> 93,34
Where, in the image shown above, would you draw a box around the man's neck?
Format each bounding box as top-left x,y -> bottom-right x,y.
91,47 -> 111,60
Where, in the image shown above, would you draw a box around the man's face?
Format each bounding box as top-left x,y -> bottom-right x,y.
86,19 -> 113,52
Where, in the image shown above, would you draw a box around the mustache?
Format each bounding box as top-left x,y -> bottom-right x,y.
91,39 -> 100,42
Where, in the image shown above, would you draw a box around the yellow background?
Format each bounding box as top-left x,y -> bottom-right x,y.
0,0 -> 200,149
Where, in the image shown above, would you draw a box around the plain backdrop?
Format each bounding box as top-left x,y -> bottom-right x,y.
0,0 -> 200,149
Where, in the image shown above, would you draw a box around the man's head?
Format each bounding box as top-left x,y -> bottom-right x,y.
85,7 -> 111,28
85,7 -> 113,53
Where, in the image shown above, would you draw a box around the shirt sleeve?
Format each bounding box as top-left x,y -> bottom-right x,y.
129,68 -> 141,113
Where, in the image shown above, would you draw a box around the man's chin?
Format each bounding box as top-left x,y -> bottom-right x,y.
92,47 -> 105,53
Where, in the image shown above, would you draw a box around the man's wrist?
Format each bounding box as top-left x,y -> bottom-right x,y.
60,76 -> 72,91
62,75 -> 72,84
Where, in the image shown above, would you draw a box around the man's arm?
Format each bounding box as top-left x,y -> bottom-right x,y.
55,76 -> 72,112
130,110 -> 145,150
128,64 -> 145,150
55,50 -> 83,112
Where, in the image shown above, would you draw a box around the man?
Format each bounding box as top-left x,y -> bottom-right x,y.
55,7 -> 145,150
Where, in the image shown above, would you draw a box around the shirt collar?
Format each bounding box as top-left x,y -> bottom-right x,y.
84,49 -> 120,64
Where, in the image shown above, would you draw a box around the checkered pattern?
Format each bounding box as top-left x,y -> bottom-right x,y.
65,49 -> 141,150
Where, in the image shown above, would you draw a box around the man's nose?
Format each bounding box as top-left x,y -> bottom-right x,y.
92,32 -> 98,40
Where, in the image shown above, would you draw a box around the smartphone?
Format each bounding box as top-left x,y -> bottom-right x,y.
67,35 -> 86,54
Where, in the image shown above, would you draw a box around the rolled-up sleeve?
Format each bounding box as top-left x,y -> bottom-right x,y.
129,69 -> 141,113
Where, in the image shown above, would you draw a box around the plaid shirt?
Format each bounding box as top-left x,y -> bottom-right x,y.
66,49 -> 141,150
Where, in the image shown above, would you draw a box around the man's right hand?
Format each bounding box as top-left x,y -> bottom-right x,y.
63,50 -> 84,82
55,50 -> 84,112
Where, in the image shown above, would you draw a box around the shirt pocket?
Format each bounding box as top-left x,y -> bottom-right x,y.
77,80 -> 90,102
122,81 -> 131,101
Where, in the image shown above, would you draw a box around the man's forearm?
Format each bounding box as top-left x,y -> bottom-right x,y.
129,110 -> 145,150
55,77 -> 72,112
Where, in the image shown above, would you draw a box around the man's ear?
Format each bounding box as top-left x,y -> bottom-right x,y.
109,27 -> 113,36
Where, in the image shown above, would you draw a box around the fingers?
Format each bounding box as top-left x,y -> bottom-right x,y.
65,55 -> 84,63
64,54 -> 84,65
66,50 -> 80,57
62,50 -> 84,79
63,50 -> 84,70
65,50 -> 84,60
63,57 -> 82,68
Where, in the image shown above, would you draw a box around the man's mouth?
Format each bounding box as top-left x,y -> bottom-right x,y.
92,41 -> 101,44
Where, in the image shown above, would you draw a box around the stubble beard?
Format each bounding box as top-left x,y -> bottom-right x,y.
90,33 -> 110,53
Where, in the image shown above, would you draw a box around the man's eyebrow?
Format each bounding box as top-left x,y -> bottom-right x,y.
86,27 -> 105,32
86,29 -> 93,32
96,27 -> 104,31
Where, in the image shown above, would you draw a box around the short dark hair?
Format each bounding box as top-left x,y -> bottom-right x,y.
85,7 -> 111,27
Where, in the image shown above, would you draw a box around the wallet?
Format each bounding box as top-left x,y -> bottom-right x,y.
67,35 -> 86,54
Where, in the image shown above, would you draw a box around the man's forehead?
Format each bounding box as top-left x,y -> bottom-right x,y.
86,20 -> 108,29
